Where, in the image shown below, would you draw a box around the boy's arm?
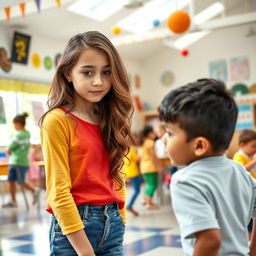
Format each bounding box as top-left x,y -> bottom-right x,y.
245,159 -> 256,171
249,220 -> 256,256
194,229 -> 221,256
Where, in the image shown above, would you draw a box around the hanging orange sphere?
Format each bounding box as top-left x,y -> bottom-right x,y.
111,26 -> 121,35
167,10 -> 191,34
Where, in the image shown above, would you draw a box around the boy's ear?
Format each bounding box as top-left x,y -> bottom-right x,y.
193,137 -> 210,156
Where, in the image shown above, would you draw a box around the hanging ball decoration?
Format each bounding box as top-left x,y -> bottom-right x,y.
181,49 -> 189,57
167,10 -> 191,34
152,19 -> 160,27
112,26 -> 121,35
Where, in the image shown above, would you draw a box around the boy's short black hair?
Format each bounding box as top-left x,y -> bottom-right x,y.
142,125 -> 154,139
158,78 -> 238,152
238,129 -> 256,144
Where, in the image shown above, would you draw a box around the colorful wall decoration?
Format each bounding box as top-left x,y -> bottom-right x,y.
230,56 -> 250,81
209,59 -> 227,82
161,71 -> 174,86
0,47 -> 12,72
11,31 -> 31,64
31,53 -> 41,68
44,56 -> 53,70
236,103 -> 254,130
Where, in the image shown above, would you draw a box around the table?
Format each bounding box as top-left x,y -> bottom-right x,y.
0,162 -> 30,210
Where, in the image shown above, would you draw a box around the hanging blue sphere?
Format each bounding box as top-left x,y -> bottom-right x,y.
153,19 -> 160,27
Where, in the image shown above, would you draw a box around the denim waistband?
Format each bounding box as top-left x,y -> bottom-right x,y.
77,202 -> 119,220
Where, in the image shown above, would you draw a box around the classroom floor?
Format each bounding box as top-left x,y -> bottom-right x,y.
0,184 -> 182,256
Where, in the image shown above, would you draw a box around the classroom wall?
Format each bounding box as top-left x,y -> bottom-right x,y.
138,24 -> 256,109
0,25 -> 65,83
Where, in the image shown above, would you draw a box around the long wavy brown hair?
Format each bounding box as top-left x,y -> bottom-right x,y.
39,31 -> 133,189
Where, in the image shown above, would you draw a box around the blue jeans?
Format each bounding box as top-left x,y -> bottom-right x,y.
49,203 -> 125,256
127,175 -> 141,208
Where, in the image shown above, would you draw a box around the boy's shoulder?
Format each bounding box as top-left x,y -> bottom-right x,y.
172,155 -> 247,184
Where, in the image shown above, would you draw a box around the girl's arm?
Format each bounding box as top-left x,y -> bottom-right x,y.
193,229 -> 221,256
66,230 -> 95,256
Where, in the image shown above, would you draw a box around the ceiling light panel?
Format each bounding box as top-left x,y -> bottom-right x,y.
194,2 -> 225,25
67,0 -> 126,21
117,0 -> 190,34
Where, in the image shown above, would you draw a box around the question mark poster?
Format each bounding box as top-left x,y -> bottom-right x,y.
11,31 -> 31,64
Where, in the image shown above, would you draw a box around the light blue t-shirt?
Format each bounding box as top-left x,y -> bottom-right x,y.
171,155 -> 256,256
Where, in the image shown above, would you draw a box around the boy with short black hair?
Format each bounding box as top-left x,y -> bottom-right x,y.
158,78 -> 256,256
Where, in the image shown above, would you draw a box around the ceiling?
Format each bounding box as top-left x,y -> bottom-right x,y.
0,0 -> 256,61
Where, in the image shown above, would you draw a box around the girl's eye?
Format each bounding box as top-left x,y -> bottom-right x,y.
103,70 -> 111,76
84,71 -> 93,76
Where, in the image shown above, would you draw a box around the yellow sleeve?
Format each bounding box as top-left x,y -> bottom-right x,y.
41,111 -> 84,235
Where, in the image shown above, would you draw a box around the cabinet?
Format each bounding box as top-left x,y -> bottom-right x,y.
140,110 -> 160,128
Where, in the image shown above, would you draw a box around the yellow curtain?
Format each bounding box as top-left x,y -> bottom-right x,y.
0,78 -> 50,95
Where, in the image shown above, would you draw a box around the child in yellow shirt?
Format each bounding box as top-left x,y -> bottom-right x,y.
123,133 -> 142,216
233,129 -> 256,239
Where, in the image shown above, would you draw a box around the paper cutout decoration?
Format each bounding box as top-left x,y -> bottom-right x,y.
35,0 -> 41,12
4,7 -> 11,22
56,0 -> 61,7
0,47 -> 12,72
134,74 -> 141,89
31,101 -> 44,124
209,59 -> 227,82
31,53 -> 41,68
230,56 -> 250,81
44,56 -> 53,70
236,103 -> 253,130
54,53 -> 62,67
134,95 -> 143,111
161,71 -> 174,86
230,83 -> 248,96
11,31 -> 31,64
0,97 -> 7,124
19,3 -> 26,17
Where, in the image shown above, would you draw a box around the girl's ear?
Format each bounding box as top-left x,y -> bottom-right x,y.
65,73 -> 72,83
193,137 -> 210,156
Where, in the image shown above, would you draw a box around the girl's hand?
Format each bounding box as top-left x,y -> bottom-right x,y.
6,150 -> 11,155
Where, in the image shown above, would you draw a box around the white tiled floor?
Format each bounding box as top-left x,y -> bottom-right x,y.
0,184 -> 183,255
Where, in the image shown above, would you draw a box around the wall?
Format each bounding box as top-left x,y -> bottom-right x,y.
139,24 -> 256,109
0,25 -> 65,83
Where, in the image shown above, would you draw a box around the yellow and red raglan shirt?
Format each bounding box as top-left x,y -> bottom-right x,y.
41,108 -> 125,235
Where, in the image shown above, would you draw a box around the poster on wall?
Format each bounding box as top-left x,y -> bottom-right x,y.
31,101 -> 44,124
236,103 -> 253,130
0,97 -> 6,124
209,59 -> 227,82
11,31 -> 31,64
230,56 -> 250,81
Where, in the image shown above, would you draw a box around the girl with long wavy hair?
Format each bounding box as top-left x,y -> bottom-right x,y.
40,31 -> 133,256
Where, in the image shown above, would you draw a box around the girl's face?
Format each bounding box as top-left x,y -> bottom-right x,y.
14,122 -> 24,131
68,47 -> 112,106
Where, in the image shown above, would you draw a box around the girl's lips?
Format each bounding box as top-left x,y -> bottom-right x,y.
90,91 -> 103,95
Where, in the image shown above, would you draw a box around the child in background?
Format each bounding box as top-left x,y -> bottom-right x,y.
3,113 -> 38,208
233,129 -> 256,240
123,132 -> 142,216
233,129 -> 256,178
158,78 -> 256,256
40,31 -> 133,256
140,125 -> 161,209
27,144 -> 43,188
